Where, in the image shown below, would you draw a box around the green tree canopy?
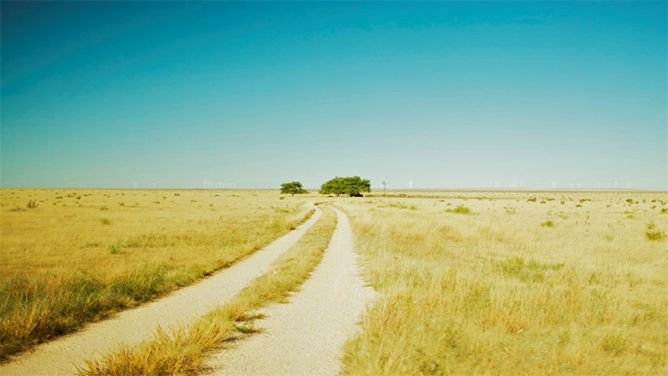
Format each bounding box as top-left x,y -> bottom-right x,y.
320,176 -> 371,197
280,181 -> 307,195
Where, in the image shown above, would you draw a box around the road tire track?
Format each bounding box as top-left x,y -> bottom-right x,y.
205,207 -> 375,376
0,208 -> 322,376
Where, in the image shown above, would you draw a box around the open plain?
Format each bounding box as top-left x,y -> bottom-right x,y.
1,189 -> 666,375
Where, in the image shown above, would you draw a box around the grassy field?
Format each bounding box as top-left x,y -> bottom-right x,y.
0,188 -> 312,360
80,206 -> 337,376
338,191 -> 667,375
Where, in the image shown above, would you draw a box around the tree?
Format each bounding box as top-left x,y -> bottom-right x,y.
280,181 -> 307,196
320,176 -> 371,197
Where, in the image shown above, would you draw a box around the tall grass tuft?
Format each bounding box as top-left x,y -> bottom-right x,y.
446,205 -> 470,214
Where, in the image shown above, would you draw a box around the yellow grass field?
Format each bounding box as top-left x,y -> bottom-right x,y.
81,206 -> 338,376
0,188 -> 311,360
2,188 -> 667,375
338,191 -> 667,375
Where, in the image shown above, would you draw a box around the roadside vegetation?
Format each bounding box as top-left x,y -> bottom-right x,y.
79,206 -> 337,376
338,191 -> 667,375
0,189 -> 312,360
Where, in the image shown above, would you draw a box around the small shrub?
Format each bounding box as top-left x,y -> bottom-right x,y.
174,193 -> 180,196
645,223 -> 665,240
100,218 -> 111,225
26,200 -> 39,209
540,220 -> 554,228
527,197 -> 537,202
108,244 -> 120,254
99,205 -> 109,211
446,205 -> 470,214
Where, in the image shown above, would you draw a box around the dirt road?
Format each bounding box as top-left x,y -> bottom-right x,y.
0,208 -> 321,376
204,207 -> 375,376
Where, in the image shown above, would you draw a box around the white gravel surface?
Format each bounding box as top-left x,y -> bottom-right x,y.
0,207 -> 321,376
204,207 -> 376,376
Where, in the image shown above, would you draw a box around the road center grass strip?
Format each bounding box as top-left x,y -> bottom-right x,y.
78,206 -> 337,376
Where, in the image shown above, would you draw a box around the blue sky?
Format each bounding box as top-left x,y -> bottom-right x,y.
1,1 -> 666,189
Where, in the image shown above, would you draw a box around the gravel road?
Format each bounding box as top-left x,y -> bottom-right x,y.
0,207 -> 321,376
204,207 -> 376,376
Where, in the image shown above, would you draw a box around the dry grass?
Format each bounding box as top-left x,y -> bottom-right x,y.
78,206 -> 338,376
338,191 -> 667,375
0,188 -> 312,360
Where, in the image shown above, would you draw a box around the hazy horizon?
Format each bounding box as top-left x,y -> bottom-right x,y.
2,2 -> 666,190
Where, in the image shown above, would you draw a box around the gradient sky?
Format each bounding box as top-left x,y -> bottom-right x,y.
1,1 -> 666,189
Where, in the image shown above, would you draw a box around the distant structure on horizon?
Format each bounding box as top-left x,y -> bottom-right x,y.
202,181 -> 236,189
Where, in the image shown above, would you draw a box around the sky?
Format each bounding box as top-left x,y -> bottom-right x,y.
1,1 -> 666,190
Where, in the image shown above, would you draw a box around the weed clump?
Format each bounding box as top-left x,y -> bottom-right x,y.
645,223 -> 665,241
540,220 -> 554,228
108,244 -> 120,254
446,205 -> 470,214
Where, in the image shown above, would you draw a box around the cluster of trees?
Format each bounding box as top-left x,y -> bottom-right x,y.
319,176 -> 370,196
280,176 -> 371,197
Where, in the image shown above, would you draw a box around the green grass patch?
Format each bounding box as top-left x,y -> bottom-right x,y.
446,205 -> 470,214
